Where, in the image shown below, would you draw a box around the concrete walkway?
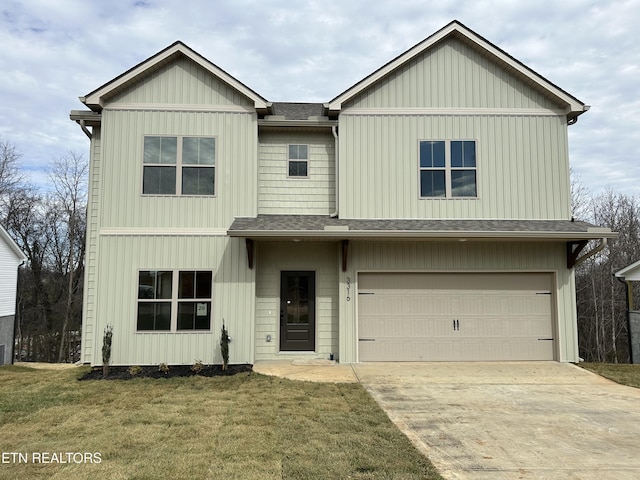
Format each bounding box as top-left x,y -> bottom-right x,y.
253,360 -> 640,479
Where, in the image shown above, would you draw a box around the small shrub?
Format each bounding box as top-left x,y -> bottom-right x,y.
220,323 -> 230,371
102,325 -> 113,377
158,363 -> 169,374
128,365 -> 143,377
191,360 -> 204,374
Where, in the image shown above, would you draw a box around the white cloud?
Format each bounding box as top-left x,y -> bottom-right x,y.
0,0 -> 639,195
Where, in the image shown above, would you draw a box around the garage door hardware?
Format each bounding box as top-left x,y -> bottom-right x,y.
538,338 -> 554,341
359,338 -> 376,342
453,319 -> 460,331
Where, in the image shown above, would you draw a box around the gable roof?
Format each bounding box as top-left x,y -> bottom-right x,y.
615,260 -> 640,281
327,20 -> 588,121
81,41 -> 270,113
0,224 -> 26,263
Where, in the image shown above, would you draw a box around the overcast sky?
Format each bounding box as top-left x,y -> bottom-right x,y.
1,0 -> 639,197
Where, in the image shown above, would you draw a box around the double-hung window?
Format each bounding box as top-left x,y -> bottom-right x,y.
143,136 -> 215,195
419,140 -> 477,197
288,144 -> 308,177
137,270 -> 213,331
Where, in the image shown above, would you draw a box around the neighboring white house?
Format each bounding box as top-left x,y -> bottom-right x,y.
0,224 -> 26,365
71,20 -> 616,367
615,261 -> 640,364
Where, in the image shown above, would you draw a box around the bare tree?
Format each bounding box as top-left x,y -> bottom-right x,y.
48,152 -> 88,362
576,190 -> 640,362
0,138 -> 24,195
570,167 -> 591,221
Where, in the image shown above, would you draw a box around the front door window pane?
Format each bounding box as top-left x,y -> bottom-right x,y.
285,275 -> 309,324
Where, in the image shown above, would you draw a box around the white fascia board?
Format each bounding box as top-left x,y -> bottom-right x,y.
328,21 -> 585,115
83,42 -> 269,111
0,225 -> 26,262
228,229 -> 616,241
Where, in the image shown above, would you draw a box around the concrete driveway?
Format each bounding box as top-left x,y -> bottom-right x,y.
352,362 -> 640,480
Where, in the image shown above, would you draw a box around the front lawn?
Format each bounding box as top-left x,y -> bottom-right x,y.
0,365 -> 442,479
580,362 -> 640,388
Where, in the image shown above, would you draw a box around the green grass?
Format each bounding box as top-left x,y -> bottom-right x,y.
580,362 -> 640,388
0,365 -> 442,480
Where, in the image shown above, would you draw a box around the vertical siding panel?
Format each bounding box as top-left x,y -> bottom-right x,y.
340,114 -> 568,220
93,235 -> 253,366
101,110 -> 256,229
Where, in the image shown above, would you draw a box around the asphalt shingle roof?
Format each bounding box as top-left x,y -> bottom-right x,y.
270,103 -> 326,120
228,215 -> 613,239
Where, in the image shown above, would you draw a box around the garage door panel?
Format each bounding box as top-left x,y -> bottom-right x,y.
358,273 -> 555,362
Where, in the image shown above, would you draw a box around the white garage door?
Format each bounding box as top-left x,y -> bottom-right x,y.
358,273 -> 555,361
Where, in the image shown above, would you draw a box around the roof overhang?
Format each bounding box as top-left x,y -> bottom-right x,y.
228,215 -> 617,242
0,224 -> 26,263
615,260 -> 640,281
80,41 -> 270,114
327,20 -> 588,122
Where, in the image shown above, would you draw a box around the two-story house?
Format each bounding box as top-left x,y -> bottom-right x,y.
71,21 -> 615,367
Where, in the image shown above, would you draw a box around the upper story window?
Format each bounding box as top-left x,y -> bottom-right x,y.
419,140 -> 477,198
137,270 -> 213,332
288,144 -> 308,177
143,136 -> 216,195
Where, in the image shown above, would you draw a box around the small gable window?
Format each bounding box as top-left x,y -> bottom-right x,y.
420,140 -> 477,198
288,144 -> 308,177
143,136 -> 215,195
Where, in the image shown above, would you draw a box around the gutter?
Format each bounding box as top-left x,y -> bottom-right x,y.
228,229 -> 617,241
70,110 -> 101,139
568,105 -> 591,125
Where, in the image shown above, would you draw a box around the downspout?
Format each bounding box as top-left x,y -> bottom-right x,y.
78,120 -> 92,140
330,125 -> 339,218
573,238 -> 607,267
616,275 -> 635,364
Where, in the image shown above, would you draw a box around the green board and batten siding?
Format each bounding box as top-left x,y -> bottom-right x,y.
80,55 -> 259,366
338,37 -> 570,220
106,57 -> 255,109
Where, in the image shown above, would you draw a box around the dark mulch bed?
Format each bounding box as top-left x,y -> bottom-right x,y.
79,364 -> 252,380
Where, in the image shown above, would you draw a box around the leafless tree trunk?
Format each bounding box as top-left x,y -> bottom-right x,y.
49,152 -> 88,363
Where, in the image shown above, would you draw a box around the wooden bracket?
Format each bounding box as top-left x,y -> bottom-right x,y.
566,240 -> 588,268
245,238 -> 254,269
341,239 -> 349,272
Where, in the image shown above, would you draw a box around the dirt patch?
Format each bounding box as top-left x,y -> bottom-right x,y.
78,364 -> 253,380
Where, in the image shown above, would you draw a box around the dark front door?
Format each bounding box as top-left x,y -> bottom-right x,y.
280,271 -> 316,351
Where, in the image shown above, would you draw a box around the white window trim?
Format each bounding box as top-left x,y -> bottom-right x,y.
141,135 -> 217,197
287,144 -> 309,179
136,269 -> 214,333
419,139 -> 478,198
